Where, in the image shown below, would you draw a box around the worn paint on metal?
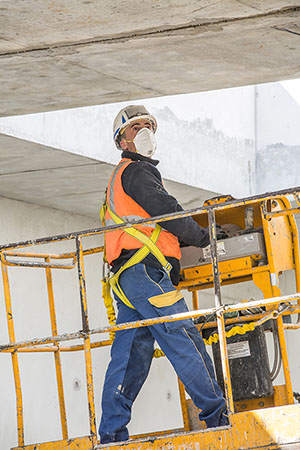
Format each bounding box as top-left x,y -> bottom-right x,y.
12,435 -> 97,450
45,257 -> 68,439
1,261 -> 24,447
1,187 -> 300,450
76,237 -> 97,437
235,384 -> 288,412
10,404 -> 300,449
177,378 -> 190,431
1,295 -> 300,354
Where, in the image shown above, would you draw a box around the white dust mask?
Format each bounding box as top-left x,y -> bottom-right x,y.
133,128 -> 157,158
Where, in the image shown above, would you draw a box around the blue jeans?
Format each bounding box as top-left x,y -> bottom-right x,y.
99,264 -> 227,443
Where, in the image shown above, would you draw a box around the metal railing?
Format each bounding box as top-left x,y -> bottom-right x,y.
1,185 -> 300,448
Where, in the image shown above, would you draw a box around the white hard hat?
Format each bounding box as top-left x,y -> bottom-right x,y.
113,105 -> 157,150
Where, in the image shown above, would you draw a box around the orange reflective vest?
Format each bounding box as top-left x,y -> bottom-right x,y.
103,158 -> 181,265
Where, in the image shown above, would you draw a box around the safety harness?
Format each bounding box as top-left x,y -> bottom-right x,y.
100,162 -> 261,352
100,162 -> 172,310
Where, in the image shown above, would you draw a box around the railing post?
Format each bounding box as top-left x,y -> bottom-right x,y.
1,259 -> 24,446
192,291 -> 199,310
208,209 -> 234,416
75,237 -> 97,438
45,257 -> 68,439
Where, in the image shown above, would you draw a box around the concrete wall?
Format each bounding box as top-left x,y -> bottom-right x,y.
255,83 -> 300,193
1,196 -> 299,449
1,82 -> 300,200
0,85 -> 256,198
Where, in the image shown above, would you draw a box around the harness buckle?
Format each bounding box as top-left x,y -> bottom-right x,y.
102,261 -> 111,281
163,262 -> 172,274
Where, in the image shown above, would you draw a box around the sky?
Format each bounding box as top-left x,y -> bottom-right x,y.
280,79 -> 300,105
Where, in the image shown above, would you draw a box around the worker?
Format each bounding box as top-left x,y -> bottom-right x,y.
99,105 -> 228,443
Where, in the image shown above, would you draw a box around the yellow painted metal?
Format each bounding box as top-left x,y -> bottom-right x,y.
0,251 -> 76,269
0,246 -> 104,270
3,246 -> 103,260
1,261 -> 24,447
130,428 -> 185,440
1,191 -> 300,450
1,295 -> 299,354
261,199 -> 293,274
199,306 -> 300,329
10,405 -> 300,450
180,196 -> 297,297
284,322 -> 300,330
185,398 -> 206,431
84,336 -> 97,436
216,311 -> 234,415
77,237 -> 97,438
192,290 -> 199,310
45,257 -> 68,440
273,384 -> 289,406
177,195 -> 299,440
12,435 -> 97,450
180,255 -> 253,284
276,315 -> 294,404
264,206 -> 300,218
0,340 -> 112,353
252,271 -> 274,298
288,207 -> 300,307
177,378 -> 190,431
235,384 -> 288,412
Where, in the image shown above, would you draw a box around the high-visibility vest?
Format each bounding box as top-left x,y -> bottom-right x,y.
103,158 -> 181,265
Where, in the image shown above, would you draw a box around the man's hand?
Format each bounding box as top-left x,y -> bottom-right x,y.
205,224 -> 228,241
216,224 -> 228,240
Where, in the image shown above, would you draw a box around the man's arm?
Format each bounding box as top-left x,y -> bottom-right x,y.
122,161 -> 210,248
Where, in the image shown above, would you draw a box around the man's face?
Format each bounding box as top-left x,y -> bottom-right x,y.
120,119 -> 153,153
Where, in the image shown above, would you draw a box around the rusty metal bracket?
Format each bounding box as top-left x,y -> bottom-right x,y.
255,304 -> 291,327
261,198 -> 300,220
0,252 -> 76,269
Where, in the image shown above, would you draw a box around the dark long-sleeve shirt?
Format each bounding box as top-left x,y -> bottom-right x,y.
110,150 -> 209,285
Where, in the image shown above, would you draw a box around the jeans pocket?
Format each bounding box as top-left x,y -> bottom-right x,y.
144,265 -> 166,285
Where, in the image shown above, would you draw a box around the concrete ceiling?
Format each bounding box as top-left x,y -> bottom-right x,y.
1,1 -> 300,117
0,133 -> 215,218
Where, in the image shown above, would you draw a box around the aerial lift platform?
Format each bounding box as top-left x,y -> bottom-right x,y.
1,186 -> 300,450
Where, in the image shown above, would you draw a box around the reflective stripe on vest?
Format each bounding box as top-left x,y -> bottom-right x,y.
103,158 -> 181,265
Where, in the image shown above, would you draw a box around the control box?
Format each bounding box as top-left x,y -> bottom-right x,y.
180,231 -> 266,269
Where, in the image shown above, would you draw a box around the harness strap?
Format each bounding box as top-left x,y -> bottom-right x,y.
101,160 -> 173,309
106,204 -> 172,273
109,224 -> 161,308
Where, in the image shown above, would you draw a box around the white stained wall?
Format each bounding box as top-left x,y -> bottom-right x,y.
255,83 -> 300,193
0,197 -> 184,449
2,82 -> 300,199
0,85 -> 256,198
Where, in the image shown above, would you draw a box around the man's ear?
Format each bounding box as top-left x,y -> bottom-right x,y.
120,138 -> 128,150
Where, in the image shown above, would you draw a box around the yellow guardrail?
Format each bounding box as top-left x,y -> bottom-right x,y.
1,186 -> 300,449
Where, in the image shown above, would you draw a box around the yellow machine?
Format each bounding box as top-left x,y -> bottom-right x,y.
0,187 -> 300,450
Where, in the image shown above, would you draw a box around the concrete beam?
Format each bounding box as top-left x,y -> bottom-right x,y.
1,1 -> 300,116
